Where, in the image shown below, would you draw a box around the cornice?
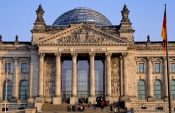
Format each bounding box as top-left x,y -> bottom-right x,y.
128,45 -> 175,51
0,46 -> 30,51
37,43 -> 130,46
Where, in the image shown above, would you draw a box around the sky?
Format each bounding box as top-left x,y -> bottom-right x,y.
0,0 -> 174,42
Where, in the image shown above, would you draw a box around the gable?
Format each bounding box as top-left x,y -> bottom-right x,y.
38,24 -> 130,44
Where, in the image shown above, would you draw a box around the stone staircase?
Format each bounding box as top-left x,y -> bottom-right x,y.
40,103 -> 126,113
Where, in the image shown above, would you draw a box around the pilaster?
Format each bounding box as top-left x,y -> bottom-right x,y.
163,56 -> 168,101
28,61 -> 33,103
0,58 -> 2,101
147,57 -> 154,101
13,58 -> 19,100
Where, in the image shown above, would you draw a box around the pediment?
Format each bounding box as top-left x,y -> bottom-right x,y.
38,24 -> 130,45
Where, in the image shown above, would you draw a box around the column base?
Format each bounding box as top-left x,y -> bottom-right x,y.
70,96 -> 78,105
53,96 -> 62,105
35,102 -> 43,112
28,97 -> 34,103
36,96 -> 45,103
88,96 -> 96,104
147,96 -> 155,102
121,95 -> 130,102
164,96 -> 168,102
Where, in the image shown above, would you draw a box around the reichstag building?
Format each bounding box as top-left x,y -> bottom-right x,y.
0,4 -> 175,111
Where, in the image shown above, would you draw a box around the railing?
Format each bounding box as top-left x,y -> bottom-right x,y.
0,103 -> 34,111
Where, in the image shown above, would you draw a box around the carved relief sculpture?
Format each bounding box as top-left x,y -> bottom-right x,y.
111,57 -> 120,96
44,59 -> 56,97
57,28 -> 108,43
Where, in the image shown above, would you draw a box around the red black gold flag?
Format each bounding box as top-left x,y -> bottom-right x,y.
161,6 -> 167,54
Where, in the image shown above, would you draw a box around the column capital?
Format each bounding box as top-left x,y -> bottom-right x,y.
121,52 -> 127,57
55,52 -> 61,57
71,52 -> 78,57
39,53 -> 45,57
147,57 -> 152,61
105,52 -> 112,57
13,57 -> 19,61
89,52 -> 96,57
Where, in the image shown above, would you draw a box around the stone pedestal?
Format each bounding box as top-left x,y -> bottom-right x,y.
147,96 -> 155,102
45,97 -> 52,103
70,96 -> 78,105
36,96 -> 45,103
88,96 -> 96,104
53,96 -> 62,104
35,102 -> 43,112
164,96 -> 168,102
122,95 -> 130,102
28,97 -> 34,103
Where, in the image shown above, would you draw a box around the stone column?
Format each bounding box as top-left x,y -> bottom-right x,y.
89,52 -> 96,103
105,52 -> 112,101
0,58 -> 2,100
37,53 -> 45,102
13,58 -> 19,101
163,56 -> 168,101
70,52 -> 78,104
53,53 -> 62,104
122,53 -> 127,97
120,56 -> 123,97
147,57 -> 154,101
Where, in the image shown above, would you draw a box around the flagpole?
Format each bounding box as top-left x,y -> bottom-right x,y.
164,4 -> 171,113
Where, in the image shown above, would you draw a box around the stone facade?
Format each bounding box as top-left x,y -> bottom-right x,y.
0,4 -> 175,112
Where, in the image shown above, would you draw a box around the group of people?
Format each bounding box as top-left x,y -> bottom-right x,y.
67,104 -> 85,112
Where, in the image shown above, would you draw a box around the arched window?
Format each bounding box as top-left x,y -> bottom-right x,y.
19,80 -> 29,100
3,80 -> 12,100
171,80 -> 175,100
154,80 -> 162,100
137,80 -> 146,100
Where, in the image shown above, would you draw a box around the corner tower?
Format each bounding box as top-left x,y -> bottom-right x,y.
119,5 -> 135,43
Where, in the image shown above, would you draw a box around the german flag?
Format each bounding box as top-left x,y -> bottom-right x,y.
161,5 -> 167,54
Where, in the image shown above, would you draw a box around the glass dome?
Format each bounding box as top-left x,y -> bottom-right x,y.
53,7 -> 112,26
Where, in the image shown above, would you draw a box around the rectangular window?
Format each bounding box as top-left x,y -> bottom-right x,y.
5,63 -> 11,74
170,63 -> 175,73
21,63 -> 28,73
137,63 -> 144,73
154,63 -> 160,73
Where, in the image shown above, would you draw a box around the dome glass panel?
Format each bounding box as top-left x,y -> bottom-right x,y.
53,7 -> 112,26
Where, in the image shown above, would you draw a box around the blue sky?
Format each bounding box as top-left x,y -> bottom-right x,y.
0,0 -> 174,42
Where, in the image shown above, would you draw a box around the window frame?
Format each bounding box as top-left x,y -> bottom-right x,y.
170,63 -> 175,73
153,63 -> 161,73
3,58 -> 13,74
137,80 -> 146,100
21,63 -> 28,74
3,80 -> 13,100
19,58 -> 29,75
137,63 -> 145,73
171,80 -> 175,100
154,80 -> 162,100
19,80 -> 29,100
